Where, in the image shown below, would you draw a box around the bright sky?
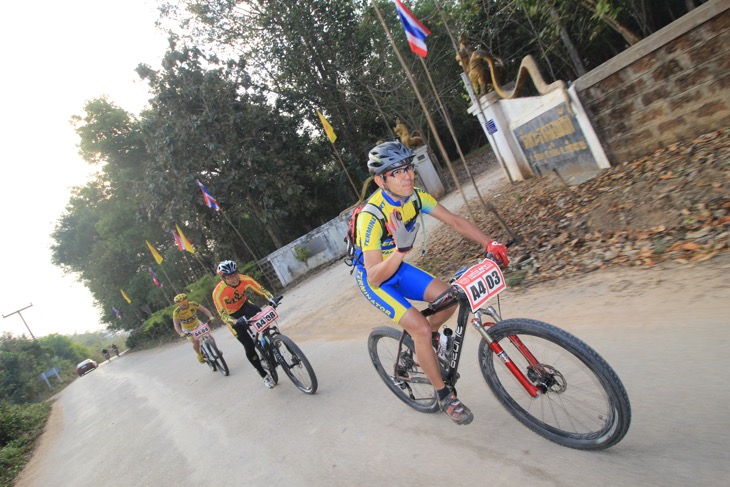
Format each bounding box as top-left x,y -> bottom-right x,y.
0,1 -> 168,337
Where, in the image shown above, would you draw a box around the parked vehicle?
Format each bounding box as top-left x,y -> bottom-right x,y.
76,359 -> 98,377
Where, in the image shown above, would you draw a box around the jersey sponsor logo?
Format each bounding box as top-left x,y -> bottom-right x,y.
223,288 -> 247,306
355,270 -> 393,318
362,214 -> 378,248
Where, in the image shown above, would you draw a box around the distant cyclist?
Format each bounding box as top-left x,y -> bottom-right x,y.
172,293 -> 216,364
212,260 -> 280,389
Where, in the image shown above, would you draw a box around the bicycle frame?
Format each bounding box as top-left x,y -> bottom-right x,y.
418,282 -> 543,398
246,309 -> 284,367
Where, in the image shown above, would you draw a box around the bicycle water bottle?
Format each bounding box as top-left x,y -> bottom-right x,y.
260,335 -> 267,347
438,328 -> 453,359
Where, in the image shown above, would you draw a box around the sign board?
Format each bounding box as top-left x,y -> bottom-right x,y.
513,102 -> 595,175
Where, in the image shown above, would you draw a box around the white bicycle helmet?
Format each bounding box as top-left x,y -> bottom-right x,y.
217,260 -> 238,276
367,141 -> 415,176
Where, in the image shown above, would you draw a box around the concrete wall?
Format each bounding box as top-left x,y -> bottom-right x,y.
573,0 -> 729,164
260,214 -> 349,288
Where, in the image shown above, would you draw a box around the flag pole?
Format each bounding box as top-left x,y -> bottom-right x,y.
218,209 -> 270,279
157,264 -> 180,295
433,0 -> 513,185
417,55 -> 519,242
220,209 -> 259,261
191,250 -> 213,276
371,0 -> 477,221
121,294 -> 146,325
366,85 -> 397,139
317,110 -> 359,199
331,142 -> 359,198
158,285 -> 172,305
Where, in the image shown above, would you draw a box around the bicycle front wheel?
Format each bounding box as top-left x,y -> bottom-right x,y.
201,341 -> 216,372
207,342 -> 229,377
272,334 -> 318,394
478,318 -> 631,450
368,326 -> 439,413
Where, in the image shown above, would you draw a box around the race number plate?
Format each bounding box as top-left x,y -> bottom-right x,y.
250,306 -> 279,333
192,323 -> 211,339
452,258 -> 507,312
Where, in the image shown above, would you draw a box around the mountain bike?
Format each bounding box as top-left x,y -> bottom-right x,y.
246,297 -> 318,394
191,321 -> 229,377
367,256 -> 631,450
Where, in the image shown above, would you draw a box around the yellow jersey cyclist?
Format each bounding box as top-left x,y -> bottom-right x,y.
172,293 -> 216,364
212,260 -> 280,389
354,140 -> 509,425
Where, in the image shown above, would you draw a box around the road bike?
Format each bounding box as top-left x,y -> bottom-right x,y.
246,297 -> 318,394
367,256 -> 631,450
191,321 -> 229,377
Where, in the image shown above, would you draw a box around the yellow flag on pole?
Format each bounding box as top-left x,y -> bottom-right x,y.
317,110 -> 337,144
175,224 -> 196,253
120,289 -> 132,304
145,240 -> 164,265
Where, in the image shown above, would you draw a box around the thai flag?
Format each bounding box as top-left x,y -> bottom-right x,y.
148,266 -> 164,288
394,0 -> 431,58
172,231 -> 184,251
196,179 -> 220,210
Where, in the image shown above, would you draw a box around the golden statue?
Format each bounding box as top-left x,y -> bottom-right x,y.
457,33 -> 506,97
457,33 -> 569,103
394,118 -> 423,148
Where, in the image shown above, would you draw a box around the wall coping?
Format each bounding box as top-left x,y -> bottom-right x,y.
573,0 -> 728,91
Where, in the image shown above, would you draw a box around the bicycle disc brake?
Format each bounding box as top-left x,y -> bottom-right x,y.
527,364 -> 566,393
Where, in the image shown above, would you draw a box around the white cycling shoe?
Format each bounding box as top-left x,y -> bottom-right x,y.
263,375 -> 275,389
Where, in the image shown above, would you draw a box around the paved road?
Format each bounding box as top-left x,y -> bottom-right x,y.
17,251 -> 730,487
17,168 -> 730,486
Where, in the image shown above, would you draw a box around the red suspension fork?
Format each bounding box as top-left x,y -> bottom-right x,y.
473,318 -> 541,398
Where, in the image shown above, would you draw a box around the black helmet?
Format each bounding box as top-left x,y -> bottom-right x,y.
367,141 -> 415,176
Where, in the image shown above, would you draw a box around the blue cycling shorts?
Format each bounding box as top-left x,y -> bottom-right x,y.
355,262 -> 436,323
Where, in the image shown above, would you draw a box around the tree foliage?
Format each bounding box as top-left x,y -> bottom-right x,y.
50,0 -> 698,337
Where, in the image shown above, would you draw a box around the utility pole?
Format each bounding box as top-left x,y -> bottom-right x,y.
3,303 -> 54,370
3,303 -> 37,340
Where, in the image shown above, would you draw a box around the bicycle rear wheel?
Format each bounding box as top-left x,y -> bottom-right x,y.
272,334 -> 318,394
368,326 -> 439,413
255,341 -> 278,384
478,318 -> 631,450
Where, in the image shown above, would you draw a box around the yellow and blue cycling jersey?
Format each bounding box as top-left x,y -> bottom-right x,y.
354,187 -> 439,323
356,187 -> 437,258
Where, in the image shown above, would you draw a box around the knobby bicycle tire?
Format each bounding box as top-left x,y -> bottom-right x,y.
207,341 -> 229,376
368,326 -> 439,413
255,341 -> 278,384
272,334 -> 318,394
478,318 -> 631,450
201,340 -> 217,372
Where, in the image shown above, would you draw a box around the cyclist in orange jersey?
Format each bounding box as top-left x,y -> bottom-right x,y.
212,260 -> 279,389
